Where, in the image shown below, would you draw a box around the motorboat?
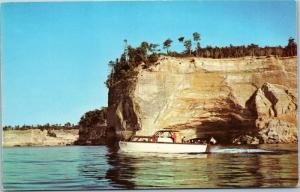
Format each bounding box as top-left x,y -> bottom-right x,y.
119,130 -> 208,154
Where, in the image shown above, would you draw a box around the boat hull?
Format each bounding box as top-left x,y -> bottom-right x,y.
119,141 -> 207,153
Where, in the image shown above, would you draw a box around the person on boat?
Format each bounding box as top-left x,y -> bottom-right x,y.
171,132 -> 176,143
181,136 -> 186,143
209,137 -> 217,144
152,135 -> 158,142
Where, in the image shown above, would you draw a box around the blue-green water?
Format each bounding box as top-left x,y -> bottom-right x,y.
3,145 -> 298,190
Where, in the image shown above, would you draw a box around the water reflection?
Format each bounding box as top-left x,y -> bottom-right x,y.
257,153 -> 298,187
76,146 -> 111,189
4,145 -> 297,190
105,147 -> 136,188
105,149 -> 212,188
207,147 -> 298,188
104,145 -> 298,189
207,154 -> 264,188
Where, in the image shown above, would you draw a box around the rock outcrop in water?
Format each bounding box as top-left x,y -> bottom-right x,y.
107,56 -> 297,144
75,123 -> 107,145
75,108 -> 117,145
75,107 -> 119,145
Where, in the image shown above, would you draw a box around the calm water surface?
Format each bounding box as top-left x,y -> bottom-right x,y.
3,144 -> 298,190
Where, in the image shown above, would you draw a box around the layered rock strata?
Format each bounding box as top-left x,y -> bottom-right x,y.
107,56 -> 297,144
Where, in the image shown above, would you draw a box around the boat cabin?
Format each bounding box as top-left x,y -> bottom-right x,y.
128,130 -> 213,145
129,130 -> 179,143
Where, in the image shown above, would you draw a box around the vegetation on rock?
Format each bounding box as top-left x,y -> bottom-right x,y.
78,107 -> 107,128
3,123 -> 79,131
75,107 -> 109,145
47,130 -> 57,137
106,33 -> 297,88
106,40 -> 160,88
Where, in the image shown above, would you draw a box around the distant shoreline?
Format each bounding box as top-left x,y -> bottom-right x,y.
3,129 -> 79,147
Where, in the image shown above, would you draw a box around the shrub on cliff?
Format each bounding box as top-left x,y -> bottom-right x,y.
106,41 -> 160,88
76,107 -> 108,145
79,107 -> 107,128
163,38 -> 173,53
47,130 -> 57,137
146,53 -> 159,65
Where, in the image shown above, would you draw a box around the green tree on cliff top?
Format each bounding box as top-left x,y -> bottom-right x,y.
178,36 -> 185,52
163,38 -> 173,53
184,39 -> 192,55
193,32 -> 201,55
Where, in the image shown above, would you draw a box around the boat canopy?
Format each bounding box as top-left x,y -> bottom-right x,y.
155,130 -> 179,133
153,130 -> 179,136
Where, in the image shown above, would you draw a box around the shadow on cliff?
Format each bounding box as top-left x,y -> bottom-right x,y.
194,98 -> 257,144
164,97 -> 257,144
194,117 -> 255,144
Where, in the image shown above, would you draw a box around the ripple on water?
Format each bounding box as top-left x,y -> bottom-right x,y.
3,145 -> 298,190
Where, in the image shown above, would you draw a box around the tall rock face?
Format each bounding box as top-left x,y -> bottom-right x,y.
107,56 -> 297,144
243,83 -> 297,144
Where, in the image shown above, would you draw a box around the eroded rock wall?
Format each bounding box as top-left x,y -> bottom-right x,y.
239,83 -> 298,144
108,56 -> 297,143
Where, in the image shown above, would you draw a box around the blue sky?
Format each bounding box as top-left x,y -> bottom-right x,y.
1,1 -> 296,126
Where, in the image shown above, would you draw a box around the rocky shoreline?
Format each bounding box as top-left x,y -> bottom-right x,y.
3,129 -> 79,147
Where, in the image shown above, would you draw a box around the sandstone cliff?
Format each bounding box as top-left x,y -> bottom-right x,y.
107,56 -> 297,144
240,83 -> 298,144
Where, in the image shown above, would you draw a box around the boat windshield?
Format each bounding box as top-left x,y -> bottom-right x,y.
154,130 -> 178,137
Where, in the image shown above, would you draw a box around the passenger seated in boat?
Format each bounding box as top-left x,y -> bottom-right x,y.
209,137 -> 217,144
181,136 -> 186,143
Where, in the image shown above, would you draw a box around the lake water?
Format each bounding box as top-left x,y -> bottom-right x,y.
3,144 -> 298,190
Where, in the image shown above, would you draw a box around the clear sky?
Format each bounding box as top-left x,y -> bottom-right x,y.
1,1 -> 296,126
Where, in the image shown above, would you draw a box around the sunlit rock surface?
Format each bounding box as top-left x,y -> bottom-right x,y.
108,56 -> 297,144
244,83 -> 297,144
4,129 -> 79,147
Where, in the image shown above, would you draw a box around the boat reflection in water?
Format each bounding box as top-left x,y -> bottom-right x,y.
106,147 -> 209,188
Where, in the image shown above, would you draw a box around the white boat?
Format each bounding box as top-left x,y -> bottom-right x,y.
119,130 -> 207,154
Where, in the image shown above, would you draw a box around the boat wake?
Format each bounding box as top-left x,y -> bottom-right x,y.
119,150 -> 208,159
209,147 -> 274,154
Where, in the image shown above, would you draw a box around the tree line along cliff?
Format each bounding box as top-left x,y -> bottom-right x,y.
106,33 -> 296,89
